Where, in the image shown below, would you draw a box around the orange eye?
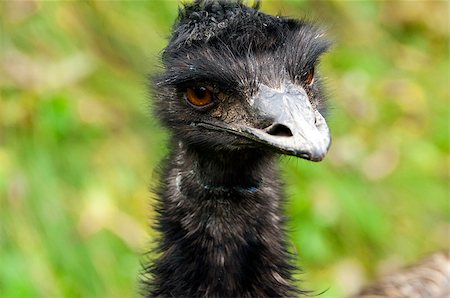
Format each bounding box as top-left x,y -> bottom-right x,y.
303,66 -> 315,86
185,86 -> 213,107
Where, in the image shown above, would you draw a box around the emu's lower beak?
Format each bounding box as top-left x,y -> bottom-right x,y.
244,84 -> 331,161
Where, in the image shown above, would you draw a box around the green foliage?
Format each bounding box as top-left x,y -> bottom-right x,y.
1,1 -> 448,297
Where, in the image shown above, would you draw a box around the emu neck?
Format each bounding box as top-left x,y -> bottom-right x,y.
148,142 -> 299,297
179,144 -> 274,189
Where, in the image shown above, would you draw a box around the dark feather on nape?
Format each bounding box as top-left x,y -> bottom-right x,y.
165,0 -> 288,56
192,0 -> 261,8
163,1 -> 331,72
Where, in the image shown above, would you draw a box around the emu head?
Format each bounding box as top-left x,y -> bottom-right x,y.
154,0 -> 331,161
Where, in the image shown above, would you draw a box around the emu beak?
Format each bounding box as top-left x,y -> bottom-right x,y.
245,84 -> 331,161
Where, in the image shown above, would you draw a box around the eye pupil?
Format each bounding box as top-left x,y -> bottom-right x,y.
194,87 -> 206,99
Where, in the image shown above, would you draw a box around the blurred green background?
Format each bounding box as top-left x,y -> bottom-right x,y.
0,1 -> 448,297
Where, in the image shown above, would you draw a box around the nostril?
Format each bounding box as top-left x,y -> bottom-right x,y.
265,123 -> 293,137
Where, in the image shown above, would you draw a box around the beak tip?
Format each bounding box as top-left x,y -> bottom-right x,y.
298,139 -> 331,162
309,154 -> 326,162
300,151 -> 326,162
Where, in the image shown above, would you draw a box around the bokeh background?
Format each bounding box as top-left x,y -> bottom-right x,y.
1,1 -> 448,297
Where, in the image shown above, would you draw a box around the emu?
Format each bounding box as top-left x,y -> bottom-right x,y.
144,0 -> 331,296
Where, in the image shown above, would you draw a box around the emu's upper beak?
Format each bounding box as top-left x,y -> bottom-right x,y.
244,84 -> 331,161
195,83 -> 331,161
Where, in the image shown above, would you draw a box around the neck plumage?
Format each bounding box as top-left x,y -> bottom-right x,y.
145,141 -> 301,297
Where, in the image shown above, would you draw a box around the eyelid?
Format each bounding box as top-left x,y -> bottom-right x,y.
177,80 -> 215,92
179,82 -> 245,101
171,75 -> 238,92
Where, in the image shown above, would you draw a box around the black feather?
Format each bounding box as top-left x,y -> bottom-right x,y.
142,1 -> 331,297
